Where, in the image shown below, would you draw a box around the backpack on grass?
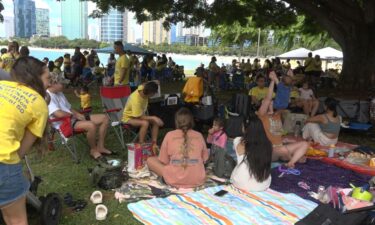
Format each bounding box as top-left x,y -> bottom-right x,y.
212,145 -> 236,179
89,159 -> 128,190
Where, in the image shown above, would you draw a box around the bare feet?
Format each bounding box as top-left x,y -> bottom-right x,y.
285,162 -> 295,168
98,148 -> 112,155
90,149 -> 102,159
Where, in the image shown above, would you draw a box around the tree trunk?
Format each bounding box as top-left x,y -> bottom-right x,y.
339,29 -> 375,91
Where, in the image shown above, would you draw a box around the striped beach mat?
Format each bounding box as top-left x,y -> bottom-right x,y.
128,185 -> 317,225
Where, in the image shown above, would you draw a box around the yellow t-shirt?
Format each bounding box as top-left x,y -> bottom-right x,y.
80,93 -> 91,109
249,86 -> 274,101
244,62 -> 252,72
0,81 -> 48,164
122,85 -> 148,122
114,54 -> 130,85
290,88 -> 299,99
1,53 -> 16,73
304,57 -> 314,72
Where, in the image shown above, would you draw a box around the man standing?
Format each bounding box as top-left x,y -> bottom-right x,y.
113,41 -> 130,86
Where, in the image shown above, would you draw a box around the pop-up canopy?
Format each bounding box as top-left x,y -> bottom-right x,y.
278,48 -> 311,60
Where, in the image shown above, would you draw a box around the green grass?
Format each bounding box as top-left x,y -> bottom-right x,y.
26,81 -> 375,225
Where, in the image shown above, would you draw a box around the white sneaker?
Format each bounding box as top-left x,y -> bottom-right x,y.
90,191 -> 103,204
95,204 -> 108,221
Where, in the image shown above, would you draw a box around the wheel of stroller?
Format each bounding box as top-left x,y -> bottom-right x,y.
40,193 -> 62,225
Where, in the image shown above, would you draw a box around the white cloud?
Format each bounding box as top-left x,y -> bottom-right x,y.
34,0 -> 50,10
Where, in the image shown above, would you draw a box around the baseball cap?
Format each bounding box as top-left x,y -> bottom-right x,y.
50,72 -> 70,84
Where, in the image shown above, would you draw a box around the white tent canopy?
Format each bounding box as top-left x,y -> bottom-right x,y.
312,47 -> 343,60
278,48 -> 311,60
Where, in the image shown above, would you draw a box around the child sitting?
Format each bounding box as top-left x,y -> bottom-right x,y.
74,85 -> 91,120
231,116 -> 272,192
147,108 -> 209,188
207,118 -> 230,178
298,82 -> 320,116
273,70 -> 293,110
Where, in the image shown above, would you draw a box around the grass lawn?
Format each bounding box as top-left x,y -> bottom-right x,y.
26,81 -> 375,225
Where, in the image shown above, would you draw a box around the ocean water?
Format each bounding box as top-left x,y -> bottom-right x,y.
28,49 -> 235,71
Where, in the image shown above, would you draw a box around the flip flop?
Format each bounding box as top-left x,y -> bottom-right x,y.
73,199 -> 87,212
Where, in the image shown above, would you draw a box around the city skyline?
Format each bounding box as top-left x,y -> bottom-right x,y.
0,0 -> 210,41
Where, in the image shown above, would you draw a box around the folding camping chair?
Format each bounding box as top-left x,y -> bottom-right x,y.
100,85 -> 139,149
48,116 -> 87,163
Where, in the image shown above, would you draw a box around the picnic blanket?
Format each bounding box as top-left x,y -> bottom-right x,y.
270,159 -> 372,202
283,136 -> 375,176
115,166 -> 224,203
128,185 -> 317,225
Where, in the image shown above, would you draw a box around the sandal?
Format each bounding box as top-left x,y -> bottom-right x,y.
73,199 -> 87,212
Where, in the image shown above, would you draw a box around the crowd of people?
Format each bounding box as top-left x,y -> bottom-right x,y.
0,40 -> 344,224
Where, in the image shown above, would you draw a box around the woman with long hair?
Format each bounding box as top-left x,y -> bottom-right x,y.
147,108 -> 209,188
303,97 -> 341,146
231,116 -> 272,191
0,56 -> 50,225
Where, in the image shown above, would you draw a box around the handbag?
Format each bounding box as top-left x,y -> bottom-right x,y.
59,116 -> 73,138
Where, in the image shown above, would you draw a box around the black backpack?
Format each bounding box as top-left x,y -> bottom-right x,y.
212,145 -> 236,178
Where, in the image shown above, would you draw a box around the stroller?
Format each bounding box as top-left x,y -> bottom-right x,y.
23,156 -> 62,225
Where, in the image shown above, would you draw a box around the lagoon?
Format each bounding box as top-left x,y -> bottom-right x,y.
26,48 -> 238,71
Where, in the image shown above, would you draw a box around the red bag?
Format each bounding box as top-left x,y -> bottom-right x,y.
127,143 -> 154,171
59,117 -> 73,138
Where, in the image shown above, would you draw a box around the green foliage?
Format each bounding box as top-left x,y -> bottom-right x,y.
141,42 -> 284,57
29,36 -> 107,49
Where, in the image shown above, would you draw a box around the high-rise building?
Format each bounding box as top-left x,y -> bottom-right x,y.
61,0 -> 88,40
88,22 -> 100,41
142,19 -> 170,45
14,0 -> 36,38
35,8 -> 50,37
170,24 -> 177,44
4,16 -> 15,38
100,8 -> 128,43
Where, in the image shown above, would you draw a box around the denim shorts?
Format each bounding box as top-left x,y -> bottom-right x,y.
0,163 -> 30,207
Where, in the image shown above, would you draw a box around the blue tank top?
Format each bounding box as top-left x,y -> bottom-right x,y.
319,114 -> 341,135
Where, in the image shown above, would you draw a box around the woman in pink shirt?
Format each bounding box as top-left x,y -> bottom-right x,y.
147,108 -> 209,188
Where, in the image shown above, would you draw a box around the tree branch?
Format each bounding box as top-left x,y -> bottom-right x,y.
319,0 -> 363,24
285,0 -> 346,47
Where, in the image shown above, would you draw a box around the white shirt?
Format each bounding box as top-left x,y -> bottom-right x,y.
230,137 -> 272,192
299,88 -> 314,100
47,90 -> 72,129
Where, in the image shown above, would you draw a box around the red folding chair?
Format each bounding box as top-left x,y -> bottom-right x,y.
48,115 -> 87,163
100,85 -> 139,149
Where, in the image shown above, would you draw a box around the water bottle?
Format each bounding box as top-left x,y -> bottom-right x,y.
328,144 -> 336,158
294,121 -> 301,137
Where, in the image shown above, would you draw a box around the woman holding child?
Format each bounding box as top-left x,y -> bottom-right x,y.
147,108 -> 208,188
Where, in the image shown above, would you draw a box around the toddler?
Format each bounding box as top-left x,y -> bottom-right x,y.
74,86 -> 91,120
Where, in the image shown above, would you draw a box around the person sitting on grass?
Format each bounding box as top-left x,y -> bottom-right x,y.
147,108 -> 209,188
298,81 -> 320,116
257,71 -> 308,168
122,81 -> 164,146
47,72 -> 111,161
231,116 -> 272,192
207,118 -> 228,162
303,97 -> 341,146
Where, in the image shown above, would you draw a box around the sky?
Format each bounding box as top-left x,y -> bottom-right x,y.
0,0 -> 142,39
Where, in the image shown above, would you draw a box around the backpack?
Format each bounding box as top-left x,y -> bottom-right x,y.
212,145 -> 236,178
89,159 -> 128,190
295,203 -> 370,225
